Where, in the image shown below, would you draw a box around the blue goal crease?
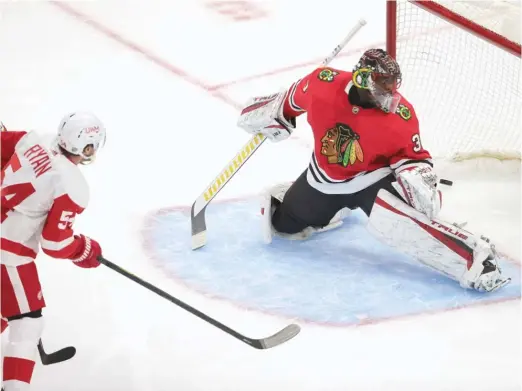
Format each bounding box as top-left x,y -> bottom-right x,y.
143,199 -> 521,326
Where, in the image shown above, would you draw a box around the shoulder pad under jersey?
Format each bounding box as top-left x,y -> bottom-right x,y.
14,130 -> 40,152
394,95 -> 417,122
313,67 -> 350,84
52,154 -> 90,210
310,68 -> 352,98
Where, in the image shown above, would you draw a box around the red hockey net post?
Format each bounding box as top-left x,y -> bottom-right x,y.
387,0 -> 521,161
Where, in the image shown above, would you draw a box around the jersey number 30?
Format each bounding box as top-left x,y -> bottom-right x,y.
1,154 -> 36,222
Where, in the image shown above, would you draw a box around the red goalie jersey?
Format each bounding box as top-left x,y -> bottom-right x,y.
282,67 -> 432,194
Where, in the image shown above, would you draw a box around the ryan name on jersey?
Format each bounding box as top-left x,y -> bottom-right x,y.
23,143 -> 52,178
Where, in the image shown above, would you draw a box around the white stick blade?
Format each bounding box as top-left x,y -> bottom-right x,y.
191,231 -> 207,250
260,324 -> 301,349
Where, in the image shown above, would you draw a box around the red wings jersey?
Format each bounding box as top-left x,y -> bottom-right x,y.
1,131 -> 89,267
283,67 -> 432,194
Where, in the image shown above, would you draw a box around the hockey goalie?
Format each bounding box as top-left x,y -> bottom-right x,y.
237,48 -> 511,293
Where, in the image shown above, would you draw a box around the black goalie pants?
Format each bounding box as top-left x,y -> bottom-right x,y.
271,170 -> 401,235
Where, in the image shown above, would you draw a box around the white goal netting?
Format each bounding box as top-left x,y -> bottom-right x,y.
392,0 -> 521,161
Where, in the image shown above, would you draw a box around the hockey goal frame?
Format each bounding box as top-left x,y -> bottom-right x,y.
386,0 -> 521,58
386,0 -> 521,161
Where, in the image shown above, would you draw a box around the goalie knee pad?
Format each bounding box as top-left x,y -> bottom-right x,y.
260,182 -> 293,244
260,183 -> 350,244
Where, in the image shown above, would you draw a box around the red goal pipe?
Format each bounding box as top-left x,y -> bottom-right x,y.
386,1 -> 397,59
387,0 -> 521,58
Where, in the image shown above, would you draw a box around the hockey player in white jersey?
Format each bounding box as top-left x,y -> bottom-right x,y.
1,112 -> 106,391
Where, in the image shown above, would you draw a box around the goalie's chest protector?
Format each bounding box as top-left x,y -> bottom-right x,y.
306,85 -> 399,184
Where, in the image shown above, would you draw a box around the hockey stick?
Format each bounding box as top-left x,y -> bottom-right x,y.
97,256 -> 301,349
190,19 -> 368,250
37,339 -> 76,365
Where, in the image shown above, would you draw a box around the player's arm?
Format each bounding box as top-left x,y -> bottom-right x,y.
1,131 -> 27,170
388,117 -> 441,219
236,68 -> 320,142
281,69 -> 319,118
40,194 -> 101,268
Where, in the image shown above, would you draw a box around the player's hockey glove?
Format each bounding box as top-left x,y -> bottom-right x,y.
393,163 -> 442,220
69,235 -> 102,268
237,90 -> 296,142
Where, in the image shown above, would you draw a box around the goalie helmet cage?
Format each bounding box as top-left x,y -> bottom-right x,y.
386,0 -> 521,161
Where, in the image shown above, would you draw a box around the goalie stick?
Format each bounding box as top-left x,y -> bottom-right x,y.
190,19 -> 368,250
97,256 -> 301,349
37,339 -> 76,365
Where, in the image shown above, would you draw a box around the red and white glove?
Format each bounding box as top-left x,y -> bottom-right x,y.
393,163 -> 442,220
69,234 -> 102,268
237,90 -> 296,142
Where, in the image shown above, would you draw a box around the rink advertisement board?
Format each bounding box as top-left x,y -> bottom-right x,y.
143,198 -> 521,326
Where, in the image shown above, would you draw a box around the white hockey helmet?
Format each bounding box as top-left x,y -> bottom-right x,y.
56,111 -> 106,164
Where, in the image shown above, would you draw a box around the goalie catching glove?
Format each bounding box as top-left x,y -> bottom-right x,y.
237,91 -> 296,142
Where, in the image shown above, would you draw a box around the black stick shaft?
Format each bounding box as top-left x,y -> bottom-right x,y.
96,256 -> 257,347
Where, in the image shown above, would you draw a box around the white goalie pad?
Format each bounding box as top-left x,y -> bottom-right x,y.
367,189 -> 510,292
260,183 -> 349,244
260,183 -> 290,244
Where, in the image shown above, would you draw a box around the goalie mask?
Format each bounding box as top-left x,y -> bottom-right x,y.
352,49 -> 402,113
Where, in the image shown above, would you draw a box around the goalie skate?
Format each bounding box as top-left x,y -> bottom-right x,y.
463,243 -> 511,292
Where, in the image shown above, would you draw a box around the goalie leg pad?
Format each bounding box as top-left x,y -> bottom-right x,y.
260,177 -> 350,244
260,182 -> 295,244
367,189 -> 510,292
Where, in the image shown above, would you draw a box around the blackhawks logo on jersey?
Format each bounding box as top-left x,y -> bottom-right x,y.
396,103 -> 412,121
320,123 -> 364,167
317,68 -> 339,82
